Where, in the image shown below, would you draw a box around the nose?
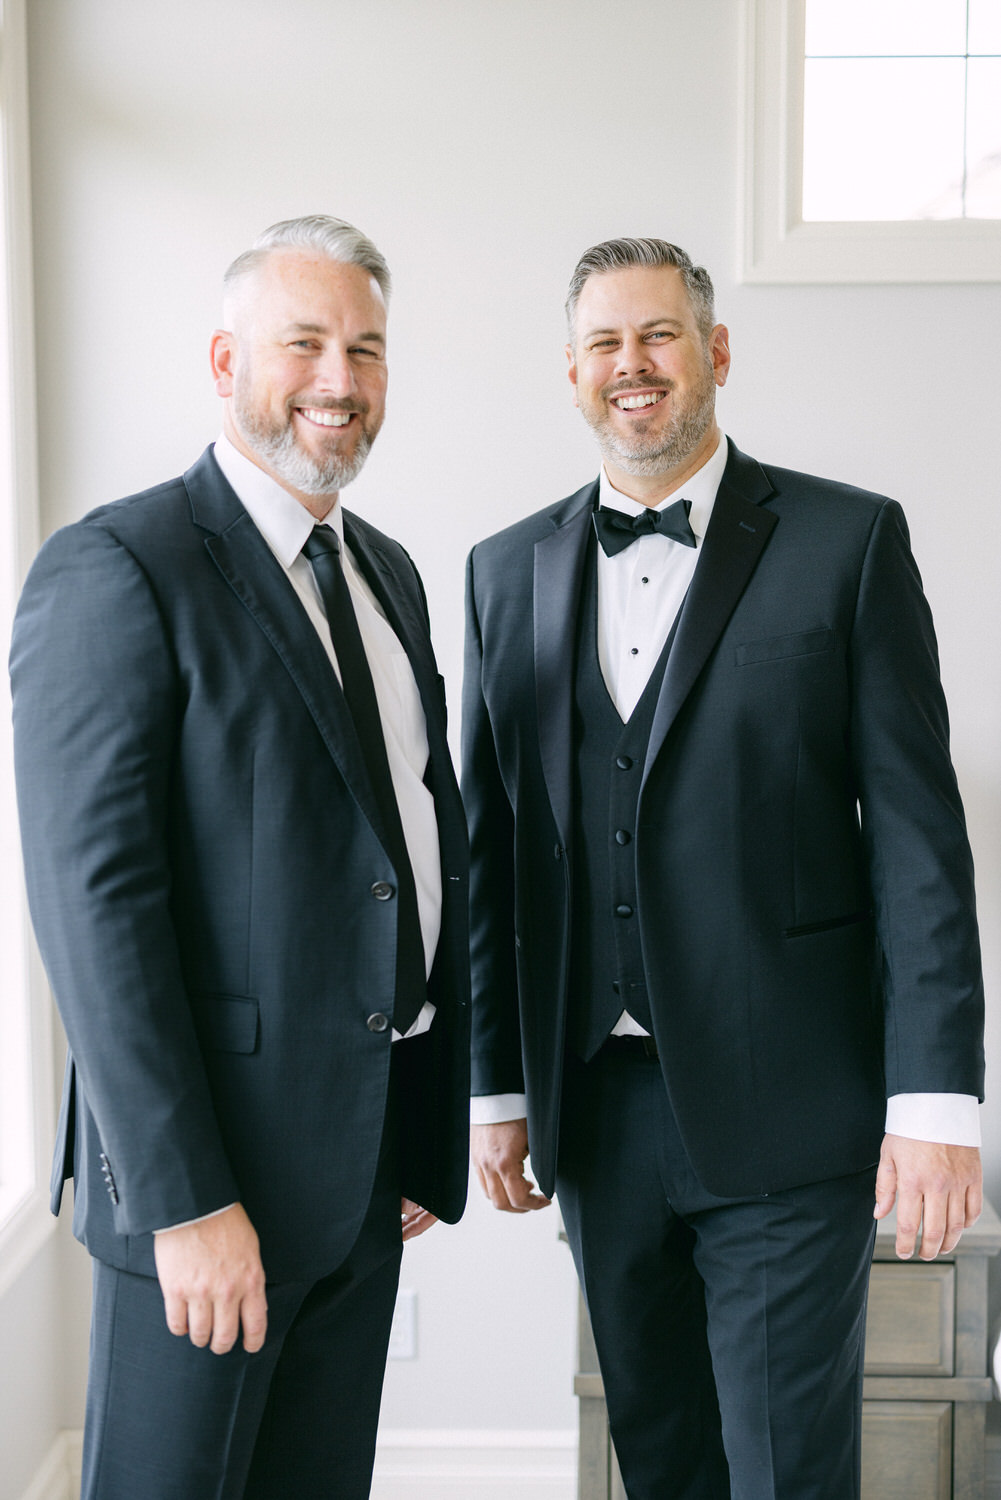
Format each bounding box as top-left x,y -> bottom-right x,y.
614,334 -> 654,379
315,345 -> 356,398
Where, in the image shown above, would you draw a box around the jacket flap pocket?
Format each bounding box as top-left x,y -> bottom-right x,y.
736,628 -> 835,666
194,994 -> 260,1054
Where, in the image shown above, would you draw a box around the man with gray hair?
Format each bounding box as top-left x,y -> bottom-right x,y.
463,237 -> 984,1497
11,216 -> 470,1499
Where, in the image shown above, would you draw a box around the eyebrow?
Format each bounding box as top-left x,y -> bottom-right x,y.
281,321 -> 385,345
584,317 -> 685,339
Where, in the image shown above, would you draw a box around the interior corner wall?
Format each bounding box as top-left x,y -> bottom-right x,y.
13,0 -> 1001,1463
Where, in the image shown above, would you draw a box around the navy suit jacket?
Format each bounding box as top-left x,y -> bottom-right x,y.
462,440 -> 984,1200
11,447 -> 469,1282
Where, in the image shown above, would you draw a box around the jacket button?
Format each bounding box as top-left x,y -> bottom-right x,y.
615,904 -> 634,918
615,755 -> 633,770
366,1012 -> 390,1033
615,829 -> 632,845
370,881 -> 395,901
108,1187 -> 119,1204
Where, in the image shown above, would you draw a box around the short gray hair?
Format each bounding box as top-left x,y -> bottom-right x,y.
224,215 -> 391,305
566,237 -> 715,343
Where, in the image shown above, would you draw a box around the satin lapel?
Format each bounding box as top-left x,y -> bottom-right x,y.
534,486 -> 596,848
205,510 -> 389,840
642,467 -> 778,785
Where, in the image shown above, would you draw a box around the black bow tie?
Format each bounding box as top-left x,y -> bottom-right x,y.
593,499 -> 696,557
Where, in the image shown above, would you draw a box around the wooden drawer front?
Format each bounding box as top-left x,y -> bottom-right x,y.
864,1263 -> 954,1375
861,1401 -> 951,1500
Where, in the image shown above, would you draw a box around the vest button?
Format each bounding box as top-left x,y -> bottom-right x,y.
615,829 -> 632,845
366,1012 -> 390,1033
615,755 -> 633,770
615,904 -> 634,918
370,881 -> 395,901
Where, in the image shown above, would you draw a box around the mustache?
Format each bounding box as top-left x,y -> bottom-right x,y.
600,379 -> 675,401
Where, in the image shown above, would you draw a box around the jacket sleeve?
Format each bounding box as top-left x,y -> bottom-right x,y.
848,499 -> 985,1099
10,521 -> 241,1235
461,546 -> 525,1097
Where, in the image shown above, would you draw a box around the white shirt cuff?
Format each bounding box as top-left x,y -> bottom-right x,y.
884,1093 -> 981,1148
470,1093 -> 527,1125
153,1203 -> 237,1234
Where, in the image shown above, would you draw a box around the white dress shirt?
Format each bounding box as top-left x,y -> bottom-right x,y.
471,435 -> 980,1149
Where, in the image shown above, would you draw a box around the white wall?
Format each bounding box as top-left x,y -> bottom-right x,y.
5,0 -> 999,1482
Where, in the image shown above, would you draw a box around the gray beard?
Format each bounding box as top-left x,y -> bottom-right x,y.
588,363 -> 717,479
234,398 -> 373,496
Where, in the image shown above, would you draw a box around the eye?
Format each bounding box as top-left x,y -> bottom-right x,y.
290,339 -> 320,352
646,330 -> 676,342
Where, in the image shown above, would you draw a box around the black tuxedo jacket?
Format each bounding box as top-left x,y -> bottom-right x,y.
11,447 -> 469,1282
462,440 -> 984,1199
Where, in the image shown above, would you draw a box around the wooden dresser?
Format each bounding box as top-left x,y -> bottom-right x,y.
573,1196 -> 1000,1500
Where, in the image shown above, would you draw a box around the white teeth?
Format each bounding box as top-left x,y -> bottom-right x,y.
614,392 -> 664,411
300,408 -> 352,427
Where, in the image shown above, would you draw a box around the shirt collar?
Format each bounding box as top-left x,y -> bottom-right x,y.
597,429 -> 729,544
212,433 -> 343,567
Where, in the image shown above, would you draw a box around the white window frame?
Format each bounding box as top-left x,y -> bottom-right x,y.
740,0 -> 1001,283
0,0 -> 56,1295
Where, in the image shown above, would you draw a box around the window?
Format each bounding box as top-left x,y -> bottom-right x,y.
0,0 -> 54,1291
741,0 -> 1001,281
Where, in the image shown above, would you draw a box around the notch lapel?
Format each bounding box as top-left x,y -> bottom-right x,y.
533,484 -> 596,849
183,452 -> 391,843
642,451 -> 778,784
342,514 -> 441,735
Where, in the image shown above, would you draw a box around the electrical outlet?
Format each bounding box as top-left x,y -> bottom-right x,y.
388,1287 -> 417,1359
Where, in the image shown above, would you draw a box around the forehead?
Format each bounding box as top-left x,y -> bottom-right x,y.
575,264 -> 695,338
237,251 -> 387,334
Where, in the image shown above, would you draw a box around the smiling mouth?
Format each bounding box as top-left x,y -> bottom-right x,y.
296,406 -> 355,428
611,391 -> 667,412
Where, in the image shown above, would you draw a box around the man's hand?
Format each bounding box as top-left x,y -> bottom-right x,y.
153,1202 -> 268,1355
401,1198 -> 438,1242
874,1134 -> 982,1260
472,1120 -> 552,1213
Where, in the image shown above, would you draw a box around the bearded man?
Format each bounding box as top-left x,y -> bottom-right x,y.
11,216 -> 469,1500
462,238 -> 984,1500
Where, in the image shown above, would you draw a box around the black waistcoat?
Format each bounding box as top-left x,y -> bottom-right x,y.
566,541 -> 677,1060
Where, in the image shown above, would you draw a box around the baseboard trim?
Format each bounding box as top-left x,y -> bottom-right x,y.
19,1426 -> 1000,1500
371,1429 -> 576,1499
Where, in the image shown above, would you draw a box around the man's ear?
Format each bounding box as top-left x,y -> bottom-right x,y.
709,324 -> 731,389
566,343 -> 579,408
210,330 -> 236,398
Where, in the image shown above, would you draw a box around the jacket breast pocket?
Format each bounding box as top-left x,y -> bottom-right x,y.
735,628 -> 835,666
193,994 -> 260,1054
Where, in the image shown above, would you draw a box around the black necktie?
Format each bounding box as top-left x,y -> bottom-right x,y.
593,498 -> 696,557
303,524 -> 426,1034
